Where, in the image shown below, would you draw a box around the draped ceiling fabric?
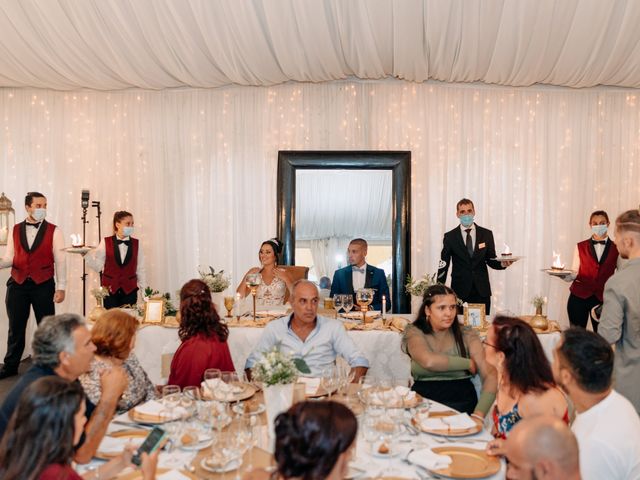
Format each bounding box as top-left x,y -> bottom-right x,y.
0,0 -> 639,90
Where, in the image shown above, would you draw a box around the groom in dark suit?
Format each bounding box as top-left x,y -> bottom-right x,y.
330,238 -> 391,312
437,199 -> 513,314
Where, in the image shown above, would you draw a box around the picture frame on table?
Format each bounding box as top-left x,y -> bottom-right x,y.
464,303 -> 487,330
143,298 -> 165,324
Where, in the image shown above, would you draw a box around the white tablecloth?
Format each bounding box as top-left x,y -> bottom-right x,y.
135,324 -> 412,385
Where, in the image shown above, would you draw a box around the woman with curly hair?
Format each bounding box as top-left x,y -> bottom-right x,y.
168,279 -> 235,388
243,401 -> 357,480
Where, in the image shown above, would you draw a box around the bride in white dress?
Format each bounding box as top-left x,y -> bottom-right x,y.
237,238 -> 293,306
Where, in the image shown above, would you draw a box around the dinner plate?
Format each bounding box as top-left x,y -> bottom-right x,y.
490,255 -> 523,262
62,246 -> 95,254
127,408 -> 186,425
96,429 -> 147,459
200,457 -> 242,473
542,268 -> 575,277
429,446 -> 501,479
412,411 -> 482,437
203,382 -> 257,402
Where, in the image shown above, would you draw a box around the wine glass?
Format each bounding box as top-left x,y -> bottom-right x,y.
162,385 -> 181,420
204,368 -> 222,399
342,294 -> 354,315
355,288 -> 374,323
221,371 -> 240,402
224,296 -> 235,318
320,365 -> 338,399
333,294 -> 343,318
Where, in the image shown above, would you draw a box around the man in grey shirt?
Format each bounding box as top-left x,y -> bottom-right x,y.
599,208 -> 640,413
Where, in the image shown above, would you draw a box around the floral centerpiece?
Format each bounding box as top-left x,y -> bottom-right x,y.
137,287 -> 178,317
88,286 -> 109,322
406,273 -> 464,307
530,295 -> 549,330
252,345 -> 310,438
199,266 -> 231,293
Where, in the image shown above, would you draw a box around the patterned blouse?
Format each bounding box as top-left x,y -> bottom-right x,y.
79,353 -> 157,414
256,273 -> 287,306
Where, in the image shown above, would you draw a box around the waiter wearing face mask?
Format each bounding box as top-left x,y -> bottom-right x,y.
0,192 -> 67,379
85,210 -> 146,309
437,198 -> 513,314
563,210 -> 619,333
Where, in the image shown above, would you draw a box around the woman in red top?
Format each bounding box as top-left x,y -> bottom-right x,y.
0,376 -> 157,480
168,279 -> 235,388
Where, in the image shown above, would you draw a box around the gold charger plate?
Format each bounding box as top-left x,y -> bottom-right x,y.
430,446 -> 501,479
97,429 -> 147,460
412,411 -> 482,437
363,389 -> 425,409
203,382 -> 258,402
117,467 -> 197,479
127,407 -> 186,424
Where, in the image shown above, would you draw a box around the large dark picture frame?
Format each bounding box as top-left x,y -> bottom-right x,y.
276,151 -> 411,313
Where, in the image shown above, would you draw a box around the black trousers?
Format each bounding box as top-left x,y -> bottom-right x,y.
461,283 -> 491,315
411,378 -> 478,414
567,293 -> 600,333
3,277 -> 55,370
103,288 -> 138,309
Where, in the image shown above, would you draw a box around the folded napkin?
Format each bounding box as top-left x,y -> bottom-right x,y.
98,435 -> 144,453
418,413 -> 477,430
134,400 -> 187,420
202,378 -> 244,396
407,448 -> 453,470
157,470 -> 194,480
297,377 -> 321,395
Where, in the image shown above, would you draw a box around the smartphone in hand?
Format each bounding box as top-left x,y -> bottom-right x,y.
131,427 -> 167,466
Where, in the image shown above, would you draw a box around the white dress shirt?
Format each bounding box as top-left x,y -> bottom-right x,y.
459,223 -> 476,250
352,263 -> 367,291
0,220 -> 67,289
85,236 -> 147,290
572,390 -> 640,480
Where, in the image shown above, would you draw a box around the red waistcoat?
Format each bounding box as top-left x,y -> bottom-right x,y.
11,221 -> 56,285
570,239 -> 618,301
101,236 -> 139,294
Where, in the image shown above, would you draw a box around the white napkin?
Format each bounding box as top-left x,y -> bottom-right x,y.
134,400 -> 187,420
297,377 -> 321,395
98,435 -> 143,453
408,448 -> 453,470
156,470 -> 193,480
202,378 -> 244,396
418,413 -> 477,430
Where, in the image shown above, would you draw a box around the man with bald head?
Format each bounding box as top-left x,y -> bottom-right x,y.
504,416 -> 581,480
245,280 -> 369,380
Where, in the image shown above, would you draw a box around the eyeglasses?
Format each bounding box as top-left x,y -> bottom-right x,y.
482,339 -> 498,349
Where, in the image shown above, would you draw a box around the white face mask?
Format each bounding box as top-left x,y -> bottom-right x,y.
123,226 -> 134,237
591,225 -> 608,237
32,208 -> 46,222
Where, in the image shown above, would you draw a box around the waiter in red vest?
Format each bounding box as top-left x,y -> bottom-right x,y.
565,210 -> 619,332
0,192 -> 66,379
85,211 -> 146,309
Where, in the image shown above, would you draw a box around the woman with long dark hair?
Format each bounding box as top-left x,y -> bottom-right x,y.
402,284 -> 497,416
168,279 -> 235,388
485,316 -> 569,454
244,401 -> 357,480
236,238 -> 293,306
0,376 -> 157,480
85,210 -> 147,309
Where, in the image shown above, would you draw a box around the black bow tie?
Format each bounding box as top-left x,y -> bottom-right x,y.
116,239 -> 130,246
26,222 -> 41,228
592,240 -> 606,245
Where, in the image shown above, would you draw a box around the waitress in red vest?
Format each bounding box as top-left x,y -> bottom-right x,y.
0,192 -> 66,379
565,210 -> 619,332
86,211 -> 146,309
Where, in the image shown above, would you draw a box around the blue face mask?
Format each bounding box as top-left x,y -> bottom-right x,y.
123,226 -> 134,237
32,208 -> 46,222
459,214 -> 474,227
591,225 -> 607,237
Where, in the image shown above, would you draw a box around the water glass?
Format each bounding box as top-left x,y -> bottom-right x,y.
342,294 -> 354,314
333,294 -> 344,315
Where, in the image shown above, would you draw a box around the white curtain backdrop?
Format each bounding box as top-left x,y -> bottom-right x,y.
306,237 -> 352,280
0,0 -> 640,90
1,79 -> 639,328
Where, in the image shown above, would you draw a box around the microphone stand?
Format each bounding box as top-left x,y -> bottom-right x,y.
92,201 -> 102,284
81,205 -> 89,316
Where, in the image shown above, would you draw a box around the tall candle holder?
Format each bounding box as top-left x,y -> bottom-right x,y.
355,288 -> 374,324
245,273 -> 261,322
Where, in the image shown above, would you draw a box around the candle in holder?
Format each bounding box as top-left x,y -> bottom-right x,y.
551,251 -> 565,270
382,295 -> 387,319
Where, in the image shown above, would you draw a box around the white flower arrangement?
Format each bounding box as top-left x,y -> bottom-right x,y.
251,345 -> 310,387
531,295 -> 547,310
199,266 -> 231,293
405,273 -> 439,297
90,286 -> 109,300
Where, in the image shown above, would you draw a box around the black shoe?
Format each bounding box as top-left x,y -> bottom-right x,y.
0,367 -> 18,379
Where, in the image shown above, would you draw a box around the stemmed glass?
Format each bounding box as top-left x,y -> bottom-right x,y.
224,296 -> 235,318
320,365 -> 338,399
221,371 -> 240,402
333,294 -> 343,318
245,273 -> 261,322
355,288 -> 374,323
341,295 -> 354,315
162,385 -> 182,450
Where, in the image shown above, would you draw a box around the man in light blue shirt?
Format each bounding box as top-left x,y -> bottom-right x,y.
245,280 -> 369,380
